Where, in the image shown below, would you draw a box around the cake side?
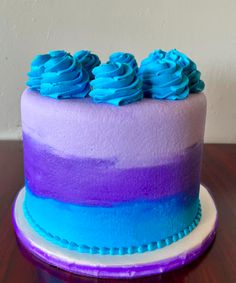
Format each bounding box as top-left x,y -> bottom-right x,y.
21,88 -> 206,253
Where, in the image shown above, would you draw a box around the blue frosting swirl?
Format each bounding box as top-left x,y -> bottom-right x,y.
27,54 -> 51,91
139,49 -> 166,69
74,50 -> 100,79
166,49 -> 205,93
139,58 -> 189,100
28,50 -> 90,99
109,52 -> 138,73
90,62 -> 143,106
138,49 -> 166,77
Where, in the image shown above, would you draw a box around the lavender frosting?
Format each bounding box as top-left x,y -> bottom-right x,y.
21,89 -> 206,167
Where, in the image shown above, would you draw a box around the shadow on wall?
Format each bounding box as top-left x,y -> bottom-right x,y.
205,69 -> 236,143
0,140 -> 24,198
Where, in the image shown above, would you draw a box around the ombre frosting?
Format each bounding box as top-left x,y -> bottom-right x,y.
166,49 -> 205,93
74,50 -> 100,79
27,50 -> 90,99
21,88 -> 207,254
90,62 -> 143,105
139,58 -> 189,100
109,52 -> 138,73
23,133 -> 202,205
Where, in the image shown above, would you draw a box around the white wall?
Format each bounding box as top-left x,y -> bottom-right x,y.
0,0 -> 235,142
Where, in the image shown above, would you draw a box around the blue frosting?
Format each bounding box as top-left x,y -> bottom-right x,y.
166,49 -> 205,93
27,50 -> 90,99
27,54 -> 51,91
90,62 -> 143,105
139,58 -> 189,100
74,50 -> 100,79
139,49 -> 166,69
24,186 -> 201,255
26,49 -> 204,102
109,52 -> 138,73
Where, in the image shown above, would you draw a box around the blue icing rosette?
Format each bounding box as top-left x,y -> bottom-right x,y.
90,62 -> 143,106
139,58 -> 189,100
27,50 -> 90,99
109,52 -> 138,73
74,50 -> 101,79
166,49 -> 205,93
139,49 -> 166,70
27,54 -> 51,91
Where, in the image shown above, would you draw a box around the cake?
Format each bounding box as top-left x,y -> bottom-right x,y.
13,49 -> 217,278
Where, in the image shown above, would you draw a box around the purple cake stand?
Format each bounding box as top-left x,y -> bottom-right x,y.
12,185 -> 217,279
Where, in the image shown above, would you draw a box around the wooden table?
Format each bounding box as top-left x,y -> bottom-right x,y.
0,141 -> 235,283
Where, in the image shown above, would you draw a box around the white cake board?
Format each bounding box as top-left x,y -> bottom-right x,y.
13,185 -> 217,279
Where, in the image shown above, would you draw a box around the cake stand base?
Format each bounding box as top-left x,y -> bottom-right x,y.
12,185 -> 217,279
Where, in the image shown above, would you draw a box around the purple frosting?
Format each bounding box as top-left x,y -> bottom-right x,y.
24,133 -> 202,205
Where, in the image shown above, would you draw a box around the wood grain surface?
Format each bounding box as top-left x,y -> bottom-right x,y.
0,141 -> 235,283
